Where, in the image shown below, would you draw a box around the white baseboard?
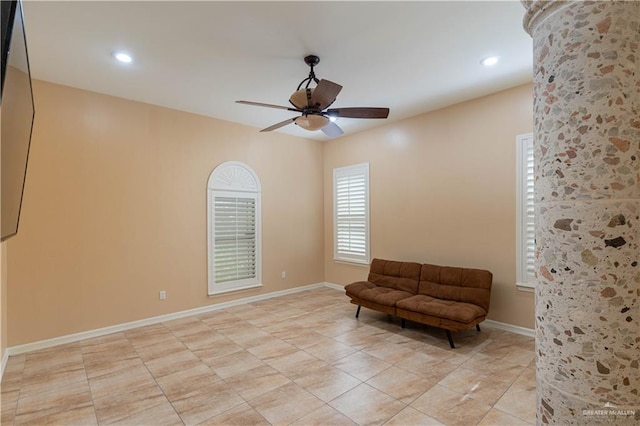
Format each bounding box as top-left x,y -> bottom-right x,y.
322,282 -> 344,291
0,349 -> 8,382
484,319 -> 535,338
4,282 -> 535,365
6,282 -> 331,357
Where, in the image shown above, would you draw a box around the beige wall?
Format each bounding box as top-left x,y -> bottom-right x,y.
4,80 -> 535,348
6,80 -> 325,346
323,84 -> 535,329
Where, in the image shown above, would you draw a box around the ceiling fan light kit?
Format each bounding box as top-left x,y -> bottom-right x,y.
236,55 -> 389,138
295,114 -> 329,131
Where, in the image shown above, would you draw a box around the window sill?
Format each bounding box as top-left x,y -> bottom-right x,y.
334,258 -> 370,267
208,283 -> 262,297
516,282 -> 535,293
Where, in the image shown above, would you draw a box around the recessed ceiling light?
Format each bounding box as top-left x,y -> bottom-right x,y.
113,51 -> 133,64
481,56 -> 499,67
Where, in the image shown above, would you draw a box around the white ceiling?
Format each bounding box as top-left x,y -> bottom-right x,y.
21,0 -> 533,140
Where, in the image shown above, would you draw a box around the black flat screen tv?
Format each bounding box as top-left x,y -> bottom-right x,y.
1,0 -> 35,241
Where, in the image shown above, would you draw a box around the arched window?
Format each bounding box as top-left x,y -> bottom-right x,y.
207,161 -> 262,295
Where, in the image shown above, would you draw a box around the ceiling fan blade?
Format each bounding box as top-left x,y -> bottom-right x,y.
260,117 -> 296,132
321,121 -> 344,138
326,107 -> 389,119
236,100 -> 301,112
310,79 -> 343,110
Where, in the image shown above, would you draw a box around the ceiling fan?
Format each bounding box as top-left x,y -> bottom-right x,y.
236,55 -> 389,137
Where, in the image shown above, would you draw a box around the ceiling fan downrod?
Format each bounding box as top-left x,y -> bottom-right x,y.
296,55 -> 321,90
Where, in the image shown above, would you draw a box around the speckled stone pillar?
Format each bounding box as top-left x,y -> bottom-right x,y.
523,1 -> 639,425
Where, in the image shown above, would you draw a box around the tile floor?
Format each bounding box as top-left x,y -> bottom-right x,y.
0,287 -> 536,425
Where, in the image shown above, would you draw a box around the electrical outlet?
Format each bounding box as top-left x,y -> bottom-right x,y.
159,290 -> 166,300
281,271 -> 286,279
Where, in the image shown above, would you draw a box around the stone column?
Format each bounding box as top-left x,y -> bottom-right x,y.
523,1 -> 639,424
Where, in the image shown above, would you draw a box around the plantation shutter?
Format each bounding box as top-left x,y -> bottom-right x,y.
213,194 -> 257,283
334,163 -> 370,264
207,161 -> 262,296
523,137 -> 535,282
517,133 -> 536,288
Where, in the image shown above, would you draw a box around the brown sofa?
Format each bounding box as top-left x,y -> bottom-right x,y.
345,258 -> 492,348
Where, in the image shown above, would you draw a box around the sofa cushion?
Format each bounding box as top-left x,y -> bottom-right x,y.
418,264 -> 492,312
345,281 -> 414,308
396,295 -> 487,324
367,258 -> 422,294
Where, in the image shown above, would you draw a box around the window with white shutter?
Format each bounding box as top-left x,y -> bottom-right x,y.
207,162 -> 262,295
516,133 -> 535,289
334,163 -> 370,265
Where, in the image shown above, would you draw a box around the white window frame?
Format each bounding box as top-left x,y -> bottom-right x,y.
207,161 -> 262,295
333,163 -> 370,265
516,133 -> 536,290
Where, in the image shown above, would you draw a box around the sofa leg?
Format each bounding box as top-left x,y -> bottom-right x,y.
476,324 -> 481,332
401,318 -> 406,329
355,305 -> 361,318
445,330 -> 455,348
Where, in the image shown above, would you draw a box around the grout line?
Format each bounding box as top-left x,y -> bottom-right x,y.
179,316 -> 253,425
4,353 -> 26,424
78,342 -> 100,425
122,324 -> 186,426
